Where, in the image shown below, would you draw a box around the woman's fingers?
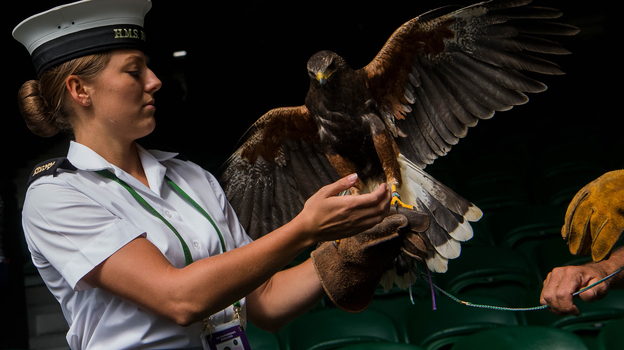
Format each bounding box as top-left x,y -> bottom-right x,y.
299,177 -> 391,243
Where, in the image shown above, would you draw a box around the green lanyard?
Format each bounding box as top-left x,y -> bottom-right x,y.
96,169 -> 227,266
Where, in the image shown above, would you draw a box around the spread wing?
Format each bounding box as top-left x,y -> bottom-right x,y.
363,0 -> 580,168
218,106 -> 340,239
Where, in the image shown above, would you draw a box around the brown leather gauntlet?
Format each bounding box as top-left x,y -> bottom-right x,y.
312,209 -> 429,313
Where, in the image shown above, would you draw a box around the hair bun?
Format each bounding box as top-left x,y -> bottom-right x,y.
17,79 -> 60,137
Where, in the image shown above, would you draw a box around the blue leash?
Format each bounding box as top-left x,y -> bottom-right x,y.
412,265 -> 624,312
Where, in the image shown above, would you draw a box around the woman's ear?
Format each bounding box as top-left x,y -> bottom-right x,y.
65,75 -> 91,107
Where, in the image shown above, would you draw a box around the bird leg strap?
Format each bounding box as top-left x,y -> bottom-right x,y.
391,184 -> 414,210
311,210 -> 429,313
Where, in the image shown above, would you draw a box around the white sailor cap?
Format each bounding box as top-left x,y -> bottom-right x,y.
13,0 -> 152,76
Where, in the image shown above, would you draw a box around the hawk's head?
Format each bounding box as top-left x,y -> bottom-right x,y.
306,50 -> 347,87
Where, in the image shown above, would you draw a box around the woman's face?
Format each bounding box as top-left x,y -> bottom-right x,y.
85,49 -> 162,143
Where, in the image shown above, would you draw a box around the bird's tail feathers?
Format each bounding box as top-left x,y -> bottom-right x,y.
350,154 -> 483,288
397,154 -> 482,274
398,154 -> 482,221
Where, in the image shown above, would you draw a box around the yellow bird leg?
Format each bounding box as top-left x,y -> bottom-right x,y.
390,184 -> 414,210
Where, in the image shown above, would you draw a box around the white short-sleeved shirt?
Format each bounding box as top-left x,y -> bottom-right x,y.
22,141 -> 253,349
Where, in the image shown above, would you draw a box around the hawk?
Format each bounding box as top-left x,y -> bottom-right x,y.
218,0 -> 578,281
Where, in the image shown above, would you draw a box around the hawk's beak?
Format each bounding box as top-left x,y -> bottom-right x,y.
316,71 -> 332,86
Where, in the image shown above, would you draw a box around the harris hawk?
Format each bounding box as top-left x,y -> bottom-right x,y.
218,0 -> 579,285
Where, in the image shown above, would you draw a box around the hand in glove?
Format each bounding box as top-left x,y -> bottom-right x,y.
394,206 -> 431,263
564,170 -> 624,262
312,209 -> 429,313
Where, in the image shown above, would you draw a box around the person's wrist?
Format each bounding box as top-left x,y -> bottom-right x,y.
289,213 -> 319,248
588,257 -> 621,290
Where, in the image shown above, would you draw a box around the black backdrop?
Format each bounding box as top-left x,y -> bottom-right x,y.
5,0 -> 618,174
1,0 -> 618,347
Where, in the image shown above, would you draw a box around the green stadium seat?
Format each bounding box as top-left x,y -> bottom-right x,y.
596,316 -> 624,350
449,325 -> 589,350
483,205 -> 564,248
279,308 -> 399,350
247,321 -> 281,350
532,236 -> 591,282
433,245 -> 538,306
368,290 -> 427,342
461,219 -> 495,248
404,294 -> 521,350
337,342 -> 425,350
481,205 -> 566,281
460,172 -> 531,212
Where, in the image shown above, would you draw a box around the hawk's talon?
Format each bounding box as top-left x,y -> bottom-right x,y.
390,185 -> 415,210
391,195 -> 414,210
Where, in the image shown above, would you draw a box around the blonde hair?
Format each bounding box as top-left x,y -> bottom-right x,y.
17,53 -> 112,138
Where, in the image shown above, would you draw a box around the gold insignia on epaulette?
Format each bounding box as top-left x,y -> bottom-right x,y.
32,160 -> 56,176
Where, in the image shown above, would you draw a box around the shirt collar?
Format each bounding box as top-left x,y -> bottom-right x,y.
66,141 -> 113,172
66,141 -> 179,196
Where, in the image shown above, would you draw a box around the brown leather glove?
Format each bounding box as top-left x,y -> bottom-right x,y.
564,170 -> 624,262
312,210 -> 429,313
395,207 -> 431,263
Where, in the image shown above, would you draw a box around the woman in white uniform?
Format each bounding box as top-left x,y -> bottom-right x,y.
14,1 -> 393,348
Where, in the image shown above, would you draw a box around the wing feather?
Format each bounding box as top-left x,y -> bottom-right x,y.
218,106 -> 340,239
394,108 -> 437,168
412,95 -> 450,157
417,65 -> 468,139
436,60 -> 498,119
363,0 -> 578,168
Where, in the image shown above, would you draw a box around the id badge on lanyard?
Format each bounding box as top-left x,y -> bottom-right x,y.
200,303 -> 251,350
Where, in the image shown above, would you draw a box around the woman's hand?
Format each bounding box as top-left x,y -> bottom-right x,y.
294,174 -> 391,245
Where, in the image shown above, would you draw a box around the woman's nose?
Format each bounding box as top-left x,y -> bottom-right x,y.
146,68 -> 162,93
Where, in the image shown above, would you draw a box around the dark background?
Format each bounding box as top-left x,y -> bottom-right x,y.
2,0 -> 618,347
4,0 -> 617,173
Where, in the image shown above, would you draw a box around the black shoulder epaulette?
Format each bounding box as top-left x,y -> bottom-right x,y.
27,157 -> 77,187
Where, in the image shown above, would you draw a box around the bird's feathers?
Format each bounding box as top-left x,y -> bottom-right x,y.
221,106 -> 340,239
396,154 -> 480,272
365,0 -> 578,167
218,0 -> 577,280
